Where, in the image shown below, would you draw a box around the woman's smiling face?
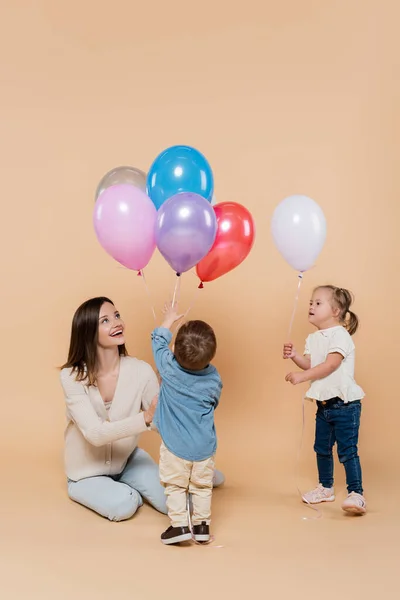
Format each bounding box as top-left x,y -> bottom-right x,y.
97,302 -> 126,349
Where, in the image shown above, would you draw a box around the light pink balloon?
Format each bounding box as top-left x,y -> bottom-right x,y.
93,183 -> 157,271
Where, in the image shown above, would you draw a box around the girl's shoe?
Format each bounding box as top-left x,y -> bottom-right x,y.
341,492 -> 367,515
302,483 -> 335,504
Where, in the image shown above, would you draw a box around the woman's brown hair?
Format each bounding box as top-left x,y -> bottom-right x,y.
61,297 -> 127,385
315,285 -> 359,335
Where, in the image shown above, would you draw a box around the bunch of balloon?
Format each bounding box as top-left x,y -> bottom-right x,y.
146,145 -> 218,303
271,195 -> 327,335
92,146 -> 256,316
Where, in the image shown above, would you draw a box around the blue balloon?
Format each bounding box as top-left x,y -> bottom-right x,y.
146,145 -> 214,210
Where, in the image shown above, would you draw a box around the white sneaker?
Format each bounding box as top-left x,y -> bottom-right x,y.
341,492 -> 367,515
302,483 -> 335,504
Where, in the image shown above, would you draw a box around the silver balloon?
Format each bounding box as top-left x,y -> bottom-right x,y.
95,166 -> 147,201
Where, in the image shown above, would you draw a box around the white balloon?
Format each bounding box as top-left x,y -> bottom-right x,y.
211,193 -> 216,206
271,195 -> 327,272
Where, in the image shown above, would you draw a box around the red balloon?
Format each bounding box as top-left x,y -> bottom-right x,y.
196,202 -> 255,282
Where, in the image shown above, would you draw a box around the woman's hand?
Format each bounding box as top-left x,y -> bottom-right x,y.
144,394 -> 158,425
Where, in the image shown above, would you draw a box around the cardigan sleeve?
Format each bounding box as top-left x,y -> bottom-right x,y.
60,369 -> 148,447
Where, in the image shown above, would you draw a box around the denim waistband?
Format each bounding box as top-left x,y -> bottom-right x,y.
317,397 -> 361,408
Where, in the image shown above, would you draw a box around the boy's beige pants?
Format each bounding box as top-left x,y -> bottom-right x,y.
159,442 -> 214,527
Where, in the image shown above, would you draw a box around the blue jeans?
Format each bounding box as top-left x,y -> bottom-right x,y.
314,398 -> 363,495
68,447 -> 225,521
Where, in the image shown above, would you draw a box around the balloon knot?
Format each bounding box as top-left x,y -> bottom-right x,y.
198,282 -> 204,289
176,273 -> 181,277
137,271 -> 142,277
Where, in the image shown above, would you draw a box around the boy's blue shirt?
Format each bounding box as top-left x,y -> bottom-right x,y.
151,327 -> 222,461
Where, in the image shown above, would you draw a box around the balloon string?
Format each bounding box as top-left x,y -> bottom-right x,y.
184,284 -> 202,319
140,269 -> 157,323
288,273 -> 303,338
172,275 -> 181,308
287,273 -> 321,520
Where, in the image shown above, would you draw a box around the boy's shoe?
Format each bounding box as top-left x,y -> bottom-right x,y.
192,521 -> 210,543
161,526 -> 191,545
302,484 -> 335,504
341,492 -> 367,515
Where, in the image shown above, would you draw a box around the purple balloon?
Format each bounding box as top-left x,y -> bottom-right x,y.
156,192 -> 217,274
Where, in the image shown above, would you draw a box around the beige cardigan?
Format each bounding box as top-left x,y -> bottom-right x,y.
60,356 -> 159,482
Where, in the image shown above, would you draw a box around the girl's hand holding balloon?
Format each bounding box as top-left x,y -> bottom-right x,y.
283,342 -> 297,359
283,343 -> 311,370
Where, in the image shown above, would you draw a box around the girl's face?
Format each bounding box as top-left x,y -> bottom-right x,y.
308,288 -> 340,330
97,302 -> 126,349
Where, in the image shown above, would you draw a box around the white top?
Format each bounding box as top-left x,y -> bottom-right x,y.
60,356 -> 159,482
304,326 -> 365,403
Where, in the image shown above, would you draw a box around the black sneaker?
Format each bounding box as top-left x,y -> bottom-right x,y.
192,521 -> 210,543
161,526 -> 192,545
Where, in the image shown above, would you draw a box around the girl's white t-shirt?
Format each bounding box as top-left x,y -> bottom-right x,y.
304,326 -> 365,403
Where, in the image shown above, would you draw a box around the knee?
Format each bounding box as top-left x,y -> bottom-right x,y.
338,448 -> 358,464
160,471 -> 189,489
314,446 -> 332,458
108,489 -> 143,522
213,469 -> 225,487
67,479 -> 143,522
189,478 -> 213,494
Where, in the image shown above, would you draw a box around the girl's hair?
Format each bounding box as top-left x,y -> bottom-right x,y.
61,297 -> 127,386
315,285 -> 359,335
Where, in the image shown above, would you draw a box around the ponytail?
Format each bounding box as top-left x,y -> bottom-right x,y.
314,285 -> 360,335
337,287 -> 359,335
346,310 -> 359,336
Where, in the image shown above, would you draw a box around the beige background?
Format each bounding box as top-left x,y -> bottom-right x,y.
1,1 -> 399,599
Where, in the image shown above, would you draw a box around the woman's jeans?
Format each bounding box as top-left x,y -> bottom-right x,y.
314,398 -> 363,495
67,447 -> 225,521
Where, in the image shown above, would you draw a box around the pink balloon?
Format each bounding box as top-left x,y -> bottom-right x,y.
93,184 -> 157,271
